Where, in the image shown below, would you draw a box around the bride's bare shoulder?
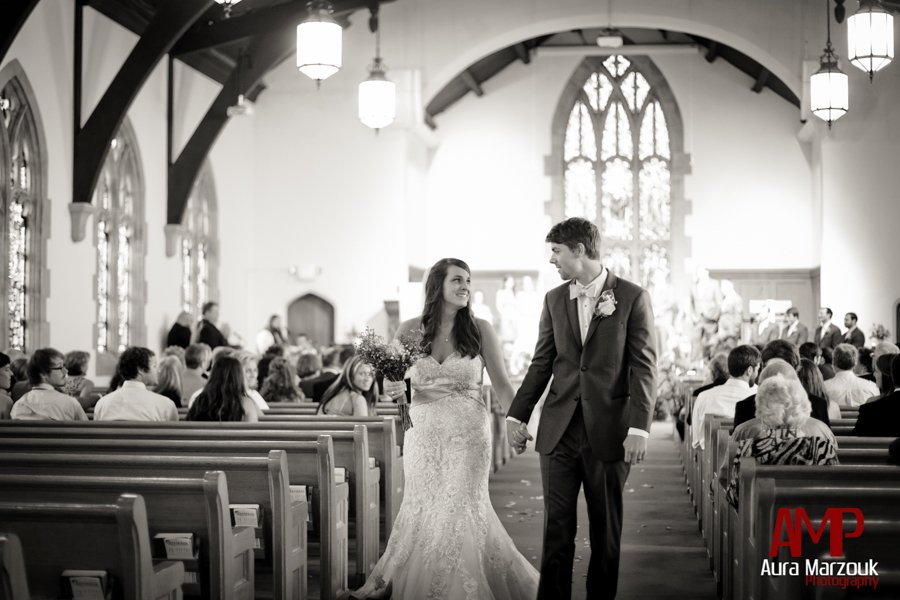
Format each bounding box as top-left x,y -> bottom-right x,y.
395,317 -> 423,339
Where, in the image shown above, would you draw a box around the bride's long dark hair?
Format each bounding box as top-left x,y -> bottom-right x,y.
421,258 -> 481,359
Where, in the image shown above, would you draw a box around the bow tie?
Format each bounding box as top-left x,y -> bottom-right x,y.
570,282 -> 601,300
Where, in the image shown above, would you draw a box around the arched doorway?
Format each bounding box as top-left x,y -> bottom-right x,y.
288,294 -> 335,346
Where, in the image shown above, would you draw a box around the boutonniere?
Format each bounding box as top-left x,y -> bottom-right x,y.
594,290 -> 617,319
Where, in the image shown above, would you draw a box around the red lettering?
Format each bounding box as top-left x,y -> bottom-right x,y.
769,507 -> 802,557
768,508 -> 865,558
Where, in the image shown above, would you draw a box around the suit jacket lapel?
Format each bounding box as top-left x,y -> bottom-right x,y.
583,271 -> 618,348
565,287 -> 583,350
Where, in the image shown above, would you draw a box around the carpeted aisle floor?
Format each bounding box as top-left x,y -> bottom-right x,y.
489,421 -> 717,600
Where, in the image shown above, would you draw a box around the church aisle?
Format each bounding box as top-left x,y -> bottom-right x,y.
489,421 -> 716,600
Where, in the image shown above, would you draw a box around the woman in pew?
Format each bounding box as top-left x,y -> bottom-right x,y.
59,350 -> 96,409
725,373 -> 838,508
797,358 -> 841,422
10,348 -> 87,421
154,355 -> 184,407
259,356 -> 306,403
317,355 -> 376,416
237,350 -> 269,412
186,355 -> 261,422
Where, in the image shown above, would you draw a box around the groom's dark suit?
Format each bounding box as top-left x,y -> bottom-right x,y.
508,272 -> 657,600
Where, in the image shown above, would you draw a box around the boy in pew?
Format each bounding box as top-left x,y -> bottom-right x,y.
10,348 -> 87,421
93,347 -> 178,421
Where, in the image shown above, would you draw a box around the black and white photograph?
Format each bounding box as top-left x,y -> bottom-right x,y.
0,0 -> 899,598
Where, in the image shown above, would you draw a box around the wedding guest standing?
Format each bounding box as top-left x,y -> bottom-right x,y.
843,312 -> 866,348
196,302 -> 228,350
780,307 -> 808,345
166,311 -> 194,349
814,307 -> 843,349
256,315 -> 288,354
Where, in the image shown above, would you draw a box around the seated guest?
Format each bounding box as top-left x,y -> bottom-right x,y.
797,358 -> 840,422
260,357 -> 306,403
182,343 -> 210,400
237,350 -> 269,411
726,373 -> 838,508
93,347 -> 178,422
691,346 -> 759,449
842,312 -> 866,348
10,348 -> 87,421
163,345 -> 186,367
823,343 -> 880,407
855,347 -> 876,382
733,340 -> 831,427
59,350 -> 96,409
853,355 -> 900,437
302,348 -> 340,401
798,342 -> 822,365
317,356 -> 376,417
154,355 -> 184,408
297,352 -> 323,380
890,437 -> 900,465
187,355 -> 261,422
166,311 -> 194,349
9,357 -> 30,401
875,353 -> 896,395
820,347 -> 836,381
692,353 -> 730,400
0,352 -> 13,419
256,345 -> 284,390
873,342 -> 900,393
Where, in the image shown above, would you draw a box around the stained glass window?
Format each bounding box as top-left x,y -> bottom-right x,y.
1,73 -> 43,352
182,162 -> 217,318
94,122 -> 143,354
562,56 -> 673,294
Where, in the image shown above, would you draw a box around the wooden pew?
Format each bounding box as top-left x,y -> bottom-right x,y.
751,483 -> 900,600
0,450 -> 305,600
0,532 -> 30,600
0,494 -> 184,600
0,436 -> 346,600
0,472 -> 254,600
0,425 -> 380,583
0,416 -> 400,543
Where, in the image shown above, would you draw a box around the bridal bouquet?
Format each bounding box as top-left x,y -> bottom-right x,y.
355,328 -> 423,430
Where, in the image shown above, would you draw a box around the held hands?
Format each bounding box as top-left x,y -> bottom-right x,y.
506,421 -> 533,455
383,379 -> 407,405
623,434 -> 647,465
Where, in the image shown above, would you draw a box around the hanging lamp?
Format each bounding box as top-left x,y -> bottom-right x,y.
296,0 -> 343,85
811,0 -> 849,127
358,21 -> 396,131
847,0 -> 894,80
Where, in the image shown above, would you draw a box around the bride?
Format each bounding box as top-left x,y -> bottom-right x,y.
352,258 -> 539,599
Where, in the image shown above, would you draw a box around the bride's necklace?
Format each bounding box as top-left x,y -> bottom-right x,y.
438,323 -> 453,343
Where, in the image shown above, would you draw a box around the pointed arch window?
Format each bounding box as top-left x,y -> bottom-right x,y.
554,55 -> 686,298
181,161 -> 218,318
94,120 -> 145,355
0,66 -> 47,352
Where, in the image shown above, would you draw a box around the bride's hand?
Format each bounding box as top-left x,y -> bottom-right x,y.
383,379 -> 407,403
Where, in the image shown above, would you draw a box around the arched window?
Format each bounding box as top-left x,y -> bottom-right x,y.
550,55 -> 688,299
94,119 -> 146,358
0,63 -> 48,352
181,161 -> 218,318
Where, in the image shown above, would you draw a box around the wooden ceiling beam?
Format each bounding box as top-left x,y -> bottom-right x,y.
168,27 -> 294,225
173,0 -> 394,56
73,0 -> 212,206
0,0 -> 40,66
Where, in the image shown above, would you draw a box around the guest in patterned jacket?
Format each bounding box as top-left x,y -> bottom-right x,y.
726,373 -> 838,508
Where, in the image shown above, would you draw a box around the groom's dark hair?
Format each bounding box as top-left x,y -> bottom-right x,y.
545,218 -> 600,259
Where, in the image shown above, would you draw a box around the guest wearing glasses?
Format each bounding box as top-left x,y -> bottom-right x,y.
10,348 -> 87,421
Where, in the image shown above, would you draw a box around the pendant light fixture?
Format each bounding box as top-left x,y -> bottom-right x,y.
847,0 -> 894,80
213,0 -> 242,19
358,17 -> 396,131
296,0 -> 343,86
810,0 -> 849,127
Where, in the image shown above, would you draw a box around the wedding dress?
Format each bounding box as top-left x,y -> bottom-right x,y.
352,352 -> 539,600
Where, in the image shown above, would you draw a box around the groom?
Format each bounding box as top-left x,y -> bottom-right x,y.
506,217 -> 657,600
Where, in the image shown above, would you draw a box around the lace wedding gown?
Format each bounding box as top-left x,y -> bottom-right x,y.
352,352 -> 539,600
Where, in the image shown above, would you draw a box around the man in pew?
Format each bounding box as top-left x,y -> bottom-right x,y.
725,372 -> 838,508
93,347 -> 179,422
691,346 -> 759,449
10,348 -> 87,421
853,354 -> 900,437
182,343 -> 210,401
823,343 -> 880,408
732,340 -> 831,428
731,360 -> 835,444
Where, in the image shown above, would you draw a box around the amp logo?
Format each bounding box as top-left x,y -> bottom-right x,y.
769,508 -> 864,558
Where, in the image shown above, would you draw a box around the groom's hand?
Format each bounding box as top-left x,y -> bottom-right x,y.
623,435 -> 647,464
507,421 -> 533,454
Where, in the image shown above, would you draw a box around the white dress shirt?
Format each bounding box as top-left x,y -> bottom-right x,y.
691,378 -> 756,449
10,384 -> 88,421
93,380 -> 179,422
823,370 -> 880,408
